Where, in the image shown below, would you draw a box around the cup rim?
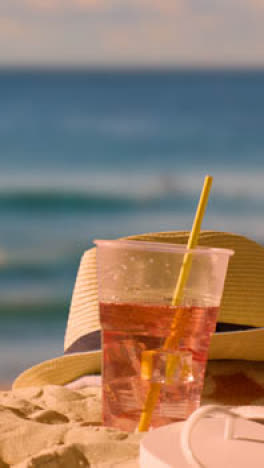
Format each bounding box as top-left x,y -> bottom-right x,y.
94,239 -> 234,256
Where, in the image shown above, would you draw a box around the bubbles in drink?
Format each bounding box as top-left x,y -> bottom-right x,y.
100,301 -> 219,431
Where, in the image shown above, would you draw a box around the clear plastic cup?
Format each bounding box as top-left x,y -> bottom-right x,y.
95,239 -> 233,431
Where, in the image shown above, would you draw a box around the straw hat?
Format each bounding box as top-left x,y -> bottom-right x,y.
13,231 -> 264,389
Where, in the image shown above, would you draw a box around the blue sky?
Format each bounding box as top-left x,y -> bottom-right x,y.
0,0 -> 264,67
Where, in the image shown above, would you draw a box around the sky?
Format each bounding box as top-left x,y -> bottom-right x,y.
0,0 -> 264,68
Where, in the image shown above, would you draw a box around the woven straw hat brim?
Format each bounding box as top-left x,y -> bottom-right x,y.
12,231 -> 264,389
65,230 -> 264,354
13,351 -> 101,389
13,328 -> 264,389
209,328 -> 264,360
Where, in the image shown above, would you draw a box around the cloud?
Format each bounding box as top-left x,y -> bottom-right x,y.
0,0 -> 264,67
22,0 -> 61,10
13,0 -> 184,14
21,0 -> 114,11
246,0 -> 264,8
0,17 -> 25,38
73,0 -> 107,7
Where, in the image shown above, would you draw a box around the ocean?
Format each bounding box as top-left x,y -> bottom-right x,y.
1,68 -> 264,385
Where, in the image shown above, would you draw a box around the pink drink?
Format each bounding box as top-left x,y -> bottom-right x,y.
100,301 -> 219,431
95,239 -> 233,431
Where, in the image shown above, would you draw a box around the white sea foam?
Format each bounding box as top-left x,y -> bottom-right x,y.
0,168 -> 263,202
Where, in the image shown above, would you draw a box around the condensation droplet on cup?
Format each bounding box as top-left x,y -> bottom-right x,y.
149,258 -> 154,264
121,264 -> 127,270
130,256 -> 135,262
113,274 -> 118,281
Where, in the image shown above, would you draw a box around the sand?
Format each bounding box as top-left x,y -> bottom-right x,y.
1,361 -> 264,467
0,384 -> 141,468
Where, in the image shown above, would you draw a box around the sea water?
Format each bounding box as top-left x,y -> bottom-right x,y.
0,69 -> 264,385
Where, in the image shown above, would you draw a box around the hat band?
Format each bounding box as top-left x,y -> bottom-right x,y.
64,322 -> 259,356
216,322 -> 258,332
64,330 -> 101,354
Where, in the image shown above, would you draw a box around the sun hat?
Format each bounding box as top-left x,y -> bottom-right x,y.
13,231 -> 264,389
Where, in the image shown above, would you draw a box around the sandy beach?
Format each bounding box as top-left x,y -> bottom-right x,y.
1,361 -> 264,467
0,384 -> 141,467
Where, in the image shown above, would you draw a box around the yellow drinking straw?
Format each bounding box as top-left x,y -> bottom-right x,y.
138,175 -> 213,432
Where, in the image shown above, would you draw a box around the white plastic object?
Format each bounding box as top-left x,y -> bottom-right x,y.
140,404 -> 264,467
180,405 -> 240,467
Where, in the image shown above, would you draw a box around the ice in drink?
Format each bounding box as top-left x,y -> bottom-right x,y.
100,301 -> 219,431
95,238 -> 233,431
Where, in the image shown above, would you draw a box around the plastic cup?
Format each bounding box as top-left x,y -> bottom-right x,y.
95,239 -> 233,432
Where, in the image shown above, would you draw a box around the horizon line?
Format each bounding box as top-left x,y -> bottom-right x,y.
1,63 -> 264,73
